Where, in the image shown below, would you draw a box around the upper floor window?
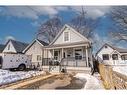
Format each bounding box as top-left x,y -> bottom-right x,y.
112,54 -> 118,60
64,32 -> 69,42
102,54 -> 109,60
8,44 -> 10,50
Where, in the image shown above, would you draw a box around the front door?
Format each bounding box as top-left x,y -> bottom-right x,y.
54,50 -> 60,61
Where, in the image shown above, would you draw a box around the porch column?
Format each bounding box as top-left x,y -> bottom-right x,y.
90,47 -> 93,68
41,48 -> 44,66
53,49 -> 54,59
52,49 -> 54,66
85,46 -> 89,67
61,48 -> 63,59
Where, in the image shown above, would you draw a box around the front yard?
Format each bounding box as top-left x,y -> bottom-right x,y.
0,69 -> 46,86
0,69 -> 104,90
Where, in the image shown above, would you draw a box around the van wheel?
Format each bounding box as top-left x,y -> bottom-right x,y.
18,64 -> 26,71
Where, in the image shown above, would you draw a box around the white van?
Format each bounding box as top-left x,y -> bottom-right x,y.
0,53 -> 32,70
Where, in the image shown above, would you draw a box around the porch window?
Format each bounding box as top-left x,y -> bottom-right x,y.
37,55 -> 42,61
64,32 -> 69,42
112,54 -> 118,60
121,55 -> 127,60
102,54 -> 109,60
75,49 -> 82,60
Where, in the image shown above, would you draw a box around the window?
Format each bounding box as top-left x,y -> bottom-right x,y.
75,49 -> 82,60
8,44 -> 10,50
105,46 -> 108,48
112,54 -> 118,60
121,55 -> 127,60
37,55 -> 42,61
102,54 -> 109,60
64,32 -> 69,41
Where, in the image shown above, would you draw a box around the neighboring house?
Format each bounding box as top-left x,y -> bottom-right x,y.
23,39 -> 48,67
3,39 -> 28,54
96,43 -> 127,65
44,24 -> 93,70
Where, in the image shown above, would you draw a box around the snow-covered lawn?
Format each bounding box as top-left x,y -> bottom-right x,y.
113,65 -> 127,76
74,73 -> 104,90
0,69 -> 46,86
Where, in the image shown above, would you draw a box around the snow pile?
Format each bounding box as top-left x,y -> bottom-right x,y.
0,69 -> 46,85
113,65 -> 127,76
74,73 -> 104,90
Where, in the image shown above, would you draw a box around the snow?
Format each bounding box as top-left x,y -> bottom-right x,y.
113,65 -> 127,76
74,73 -> 104,90
0,69 -> 46,85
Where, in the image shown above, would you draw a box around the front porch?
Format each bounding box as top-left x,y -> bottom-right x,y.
44,44 -> 93,68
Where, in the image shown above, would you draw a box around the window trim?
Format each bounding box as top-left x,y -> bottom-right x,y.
63,31 -> 70,42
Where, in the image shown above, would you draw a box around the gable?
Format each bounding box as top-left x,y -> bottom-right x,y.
3,41 -> 17,53
51,24 -> 90,45
97,44 -> 114,58
23,39 -> 46,53
25,41 -> 43,55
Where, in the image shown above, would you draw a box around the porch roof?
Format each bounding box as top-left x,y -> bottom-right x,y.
44,41 -> 90,49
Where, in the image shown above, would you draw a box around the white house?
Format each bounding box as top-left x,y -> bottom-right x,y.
23,39 -> 48,67
42,24 -> 93,72
0,40 -> 31,70
3,39 -> 28,54
96,43 -> 127,65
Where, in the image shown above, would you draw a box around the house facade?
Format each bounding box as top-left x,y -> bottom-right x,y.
42,24 -> 93,72
23,39 -> 48,67
3,39 -> 28,54
96,43 -> 127,65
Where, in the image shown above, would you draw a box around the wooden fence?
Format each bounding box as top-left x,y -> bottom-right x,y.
99,64 -> 127,89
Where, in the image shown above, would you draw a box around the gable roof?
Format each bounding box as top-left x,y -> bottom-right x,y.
23,39 -> 48,53
50,24 -> 91,45
96,43 -> 127,56
0,44 -> 5,53
5,39 -> 29,53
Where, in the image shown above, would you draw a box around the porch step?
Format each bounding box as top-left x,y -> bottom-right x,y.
50,66 -> 60,73
66,67 -> 91,74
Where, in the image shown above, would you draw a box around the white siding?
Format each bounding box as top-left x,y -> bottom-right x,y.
54,27 -> 88,45
97,45 -> 114,65
25,41 -> 43,63
97,45 -> 127,65
3,41 -> 17,53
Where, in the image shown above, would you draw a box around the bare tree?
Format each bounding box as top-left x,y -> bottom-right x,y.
110,6 -> 127,42
70,7 -> 99,38
36,16 -> 63,43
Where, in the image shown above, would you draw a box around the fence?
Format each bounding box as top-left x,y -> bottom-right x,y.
99,63 -> 127,89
